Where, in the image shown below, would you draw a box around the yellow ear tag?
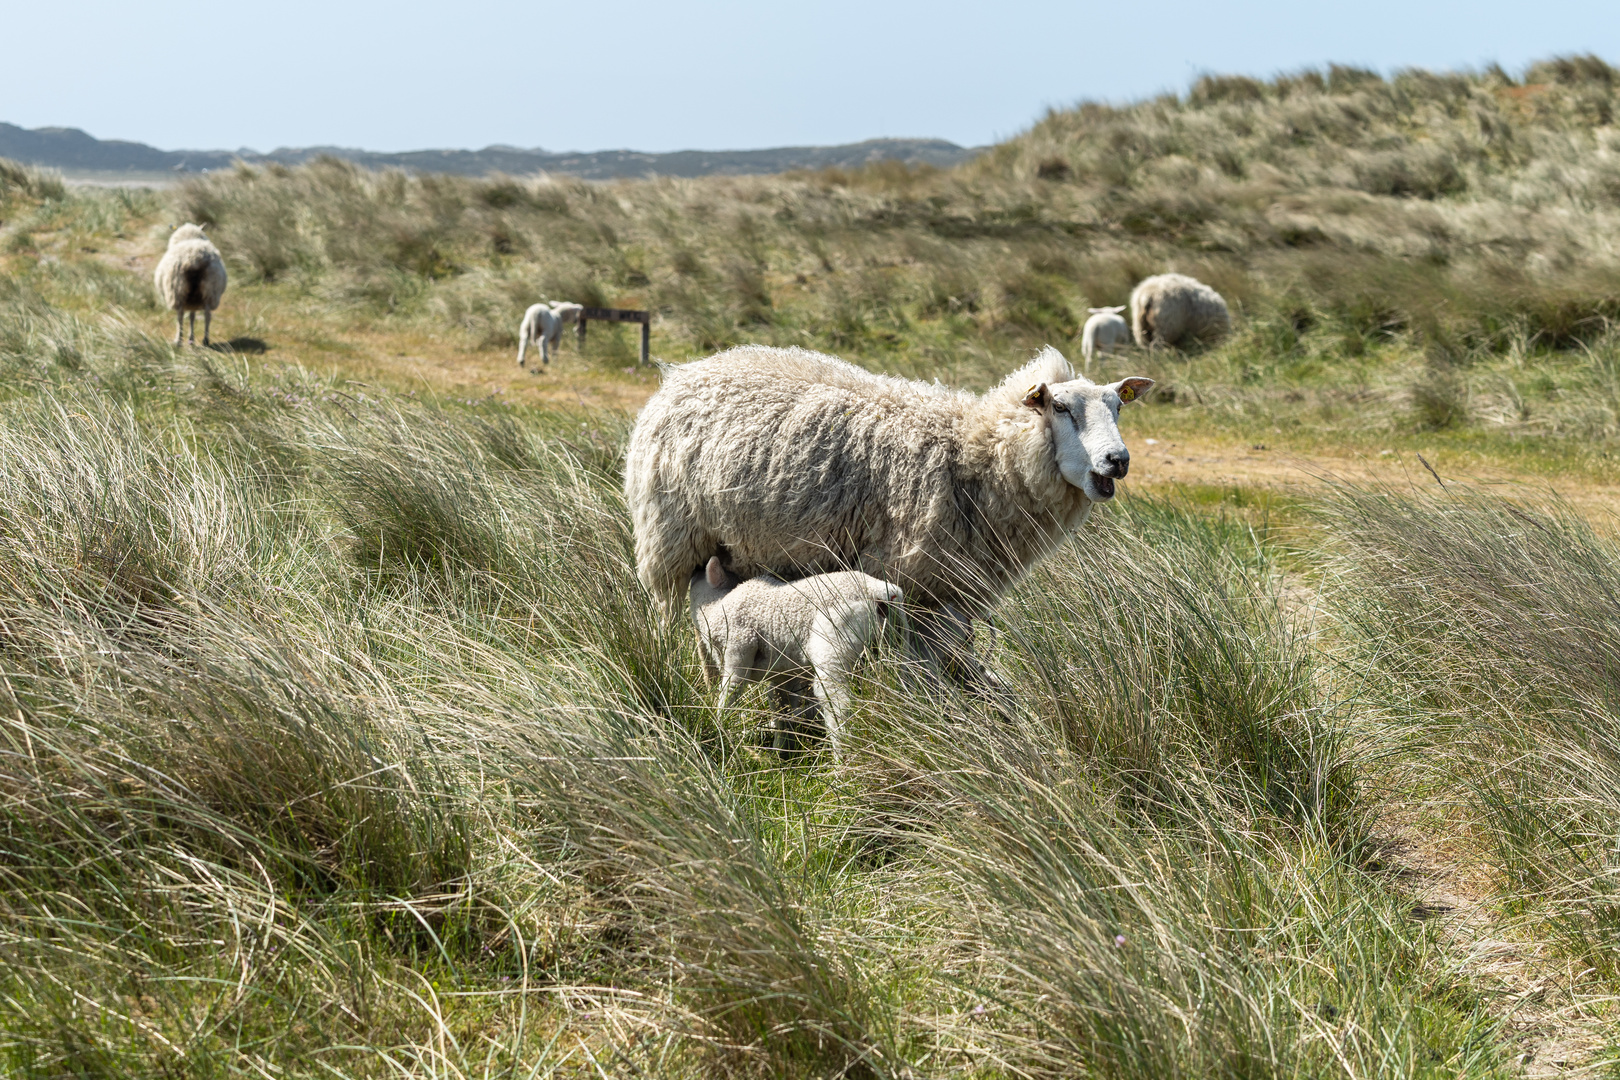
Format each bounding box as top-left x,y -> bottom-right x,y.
1119,385 -> 1136,403
1026,383 -> 1041,398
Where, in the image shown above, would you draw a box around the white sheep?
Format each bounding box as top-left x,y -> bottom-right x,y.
690,556 -> 903,760
625,345 -> 1153,682
516,301 -> 584,369
1080,306 -> 1129,369
153,224 -> 227,346
1129,273 -> 1230,348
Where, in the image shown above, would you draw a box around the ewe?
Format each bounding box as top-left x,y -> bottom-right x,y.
690,556 -> 903,761
1080,306 -> 1129,368
153,224 -> 227,346
516,301 -> 584,368
626,345 -> 1152,683
1129,273 -> 1230,348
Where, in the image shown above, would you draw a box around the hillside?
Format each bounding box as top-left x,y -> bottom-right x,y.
3,56 -> 1620,1076
0,122 -> 977,179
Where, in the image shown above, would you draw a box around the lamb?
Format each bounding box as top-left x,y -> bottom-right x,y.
1080,306 -> 1129,369
153,224 -> 227,346
1129,273 -> 1230,348
690,557 -> 903,760
625,345 -> 1153,677
516,300 -> 584,368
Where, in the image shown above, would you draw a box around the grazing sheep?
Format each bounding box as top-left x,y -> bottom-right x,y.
153,224 -> 227,346
625,345 -> 1152,681
690,556 -> 903,760
1080,306 -> 1129,368
1129,273 -> 1230,348
516,301 -> 584,369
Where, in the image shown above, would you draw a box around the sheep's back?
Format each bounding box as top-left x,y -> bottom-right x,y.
628,347 -> 971,604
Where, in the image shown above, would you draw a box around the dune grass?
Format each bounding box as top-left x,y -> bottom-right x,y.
5,55 -> 1620,1075
0,281 -> 1531,1077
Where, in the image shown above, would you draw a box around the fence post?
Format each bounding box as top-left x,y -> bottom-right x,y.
640,320 -> 650,366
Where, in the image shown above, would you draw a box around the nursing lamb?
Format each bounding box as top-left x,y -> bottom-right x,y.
690,557 -> 903,760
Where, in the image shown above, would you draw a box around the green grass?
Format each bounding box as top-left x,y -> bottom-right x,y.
4,55 -> 1620,1073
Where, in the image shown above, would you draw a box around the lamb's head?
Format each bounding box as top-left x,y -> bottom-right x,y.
1023,375 -> 1154,501
689,556 -> 739,610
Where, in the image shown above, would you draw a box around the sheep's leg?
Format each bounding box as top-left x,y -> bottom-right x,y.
517,323 -> 531,368
905,604 -> 1010,708
187,311 -> 196,344
174,311 -> 184,346
202,309 -> 212,346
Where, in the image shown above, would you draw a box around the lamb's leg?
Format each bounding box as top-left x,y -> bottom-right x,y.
541,329 -> 553,366
809,672 -> 851,763
769,672 -> 821,757
202,309 -> 212,346
517,321 -> 529,368
174,311 -> 184,346
717,637 -> 760,711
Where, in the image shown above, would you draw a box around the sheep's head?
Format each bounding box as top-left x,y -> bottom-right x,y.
1023,376 -> 1154,501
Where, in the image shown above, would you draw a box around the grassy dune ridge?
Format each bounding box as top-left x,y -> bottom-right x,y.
0,57 -> 1619,1076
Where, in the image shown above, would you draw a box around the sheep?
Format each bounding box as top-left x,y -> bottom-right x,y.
1080,306 -> 1129,369
690,556 -> 903,760
153,224 -> 227,346
1129,273 -> 1230,348
625,345 -> 1153,683
516,301 -> 585,369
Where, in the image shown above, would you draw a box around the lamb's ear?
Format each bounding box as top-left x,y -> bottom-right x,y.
1022,382 -> 1051,411
1111,377 -> 1155,405
1108,305 -> 1126,314
705,557 -> 726,589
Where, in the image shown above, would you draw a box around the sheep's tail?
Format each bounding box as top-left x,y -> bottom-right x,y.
181,265 -> 208,309
1139,295 -> 1155,344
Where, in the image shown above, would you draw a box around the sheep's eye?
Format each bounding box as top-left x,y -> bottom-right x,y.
1053,401 -> 1069,414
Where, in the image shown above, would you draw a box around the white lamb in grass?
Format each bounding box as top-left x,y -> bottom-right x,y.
1080,305 -> 1129,369
516,301 -> 584,368
689,556 -> 904,761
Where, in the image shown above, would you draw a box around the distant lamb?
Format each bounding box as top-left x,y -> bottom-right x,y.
1080,305 -> 1129,368
625,345 -> 1152,680
153,224 -> 227,346
516,301 -> 584,368
690,557 -> 903,760
1129,273 -> 1230,348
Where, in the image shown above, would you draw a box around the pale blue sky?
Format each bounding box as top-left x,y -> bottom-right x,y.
6,0 -> 1616,153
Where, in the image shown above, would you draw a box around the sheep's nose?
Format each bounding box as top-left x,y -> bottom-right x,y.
1100,449 -> 1130,477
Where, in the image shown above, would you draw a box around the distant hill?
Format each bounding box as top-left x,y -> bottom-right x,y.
0,124 -> 978,180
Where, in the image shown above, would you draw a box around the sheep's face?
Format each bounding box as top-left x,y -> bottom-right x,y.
1024,377 -> 1154,501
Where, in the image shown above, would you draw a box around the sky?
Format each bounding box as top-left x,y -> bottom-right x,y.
5,0 -> 1617,154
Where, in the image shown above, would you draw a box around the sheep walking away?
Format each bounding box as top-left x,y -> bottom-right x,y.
153,224 -> 227,346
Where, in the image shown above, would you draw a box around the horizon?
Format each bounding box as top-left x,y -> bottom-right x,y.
4,0 -> 1617,157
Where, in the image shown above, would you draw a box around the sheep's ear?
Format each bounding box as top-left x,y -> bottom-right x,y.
1109,305 -> 1126,313
1111,377 -> 1155,404
1022,382 -> 1051,411
705,557 -> 726,589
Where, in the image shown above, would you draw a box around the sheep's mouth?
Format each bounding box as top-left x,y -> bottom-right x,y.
1089,472 -> 1116,499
